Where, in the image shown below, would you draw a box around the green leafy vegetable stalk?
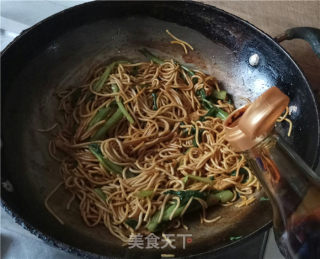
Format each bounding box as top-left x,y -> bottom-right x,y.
136,190 -> 154,198
147,190 -> 233,232
139,48 -> 196,82
87,101 -> 116,129
91,108 -> 123,140
93,61 -> 129,92
88,143 -> 123,175
94,188 -> 107,201
183,174 -> 213,185
152,92 -> 158,110
111,84 -> 134,124
139,48 -> 164,65
197,89 -> 229,120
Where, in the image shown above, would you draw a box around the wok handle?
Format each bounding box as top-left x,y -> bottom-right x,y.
274,27 -> 320,59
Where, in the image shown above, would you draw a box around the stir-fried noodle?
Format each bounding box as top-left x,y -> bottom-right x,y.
44,49 -> 291,243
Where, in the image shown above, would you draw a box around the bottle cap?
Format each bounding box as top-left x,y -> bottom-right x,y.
224,87 -> 289,152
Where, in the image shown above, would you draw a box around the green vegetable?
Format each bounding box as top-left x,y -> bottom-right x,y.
212,190 -> 234,203
88,143 -> 123,175
88,101 -> 116,129
180,122 -> 196,137
183,174 -> 213,185
212,90 -> 227,100
164,190 -> 208,205
192,129 -> 204,147
131,66 -> 139,76
260,197 -> 269,201
180,64 -> 195,78
94,188 -> 107,201
125,170 -> 136,178
146,200 -> 184,232
147,190 -> 233,232
93,61 -> 128,92
182,176 -> 188,184
91,108 -> 123,140
184,148 -> 191,154
227,94 -> 234,104
136,190 -> 154,198
147,190 -> 209,232
139,83 -> 150,88
198,88 -> 207,100
192,137 -> 198,147
231,168 -> 249,183
197,89 -> 229,120
111,84 -> 134,124
125,219 -> 138,229
197,88 -> 213,110
139,48 -> 197,83
230,236 -> 242,241
200,106 -> 229,121
152,92 -> 158,110
139,48 -> 164,64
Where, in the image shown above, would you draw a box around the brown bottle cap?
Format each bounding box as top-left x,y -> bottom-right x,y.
224,87 -> 289,151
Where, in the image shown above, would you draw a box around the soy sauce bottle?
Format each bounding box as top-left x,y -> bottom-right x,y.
224,87 -> 320,259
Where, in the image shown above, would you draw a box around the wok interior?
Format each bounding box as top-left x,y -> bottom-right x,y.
3,16 -> 274,258
3,1 -> 320,256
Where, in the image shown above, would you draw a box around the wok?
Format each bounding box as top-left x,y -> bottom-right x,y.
1,1 -> 320,258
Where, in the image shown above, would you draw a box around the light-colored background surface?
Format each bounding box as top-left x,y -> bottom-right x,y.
1,1 -> 319,258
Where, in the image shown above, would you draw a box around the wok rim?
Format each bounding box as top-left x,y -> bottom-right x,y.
1,1 -> 319,258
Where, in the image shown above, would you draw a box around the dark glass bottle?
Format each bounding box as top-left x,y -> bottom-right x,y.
246,134 -> 320,259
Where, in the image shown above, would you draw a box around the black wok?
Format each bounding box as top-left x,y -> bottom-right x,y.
1,1 -> 320,258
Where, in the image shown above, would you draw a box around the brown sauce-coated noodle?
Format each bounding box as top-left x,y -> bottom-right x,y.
47,59 -> 263,243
